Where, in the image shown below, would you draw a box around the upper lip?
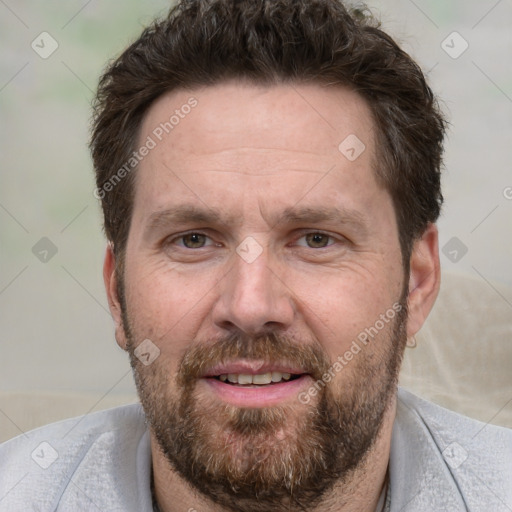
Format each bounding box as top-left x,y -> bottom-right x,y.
202,360 -> 308,377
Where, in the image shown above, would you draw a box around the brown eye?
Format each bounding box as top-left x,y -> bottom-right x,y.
304,233 -> 331,248
181,233 -> 208,248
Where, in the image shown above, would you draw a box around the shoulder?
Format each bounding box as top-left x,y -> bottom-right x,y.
397,387 -> 512,454
392,388 -> 512,511
0,403 -> 151,511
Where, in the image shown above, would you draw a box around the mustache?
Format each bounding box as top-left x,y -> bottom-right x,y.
177,331 -> 332,387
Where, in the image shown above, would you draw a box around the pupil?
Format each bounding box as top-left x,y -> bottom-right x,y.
307,233 -> 328,248
185,233 -> 205,248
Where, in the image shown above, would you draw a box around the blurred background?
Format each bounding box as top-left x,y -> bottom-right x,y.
1,1 -> 511,432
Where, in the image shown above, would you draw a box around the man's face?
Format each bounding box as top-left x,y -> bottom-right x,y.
115,82 -> 408,509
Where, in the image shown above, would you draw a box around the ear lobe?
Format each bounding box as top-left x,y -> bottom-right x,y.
103,244 -> 129,351
406,223 -> 441,338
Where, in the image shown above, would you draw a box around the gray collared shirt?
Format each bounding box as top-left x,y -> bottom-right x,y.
1,388 -> 511,511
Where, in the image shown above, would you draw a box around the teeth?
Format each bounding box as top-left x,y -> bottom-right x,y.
218,372 -> 294,385
252,372 -> 272,384
272,371 -> 290,382
238,374 -> 253,385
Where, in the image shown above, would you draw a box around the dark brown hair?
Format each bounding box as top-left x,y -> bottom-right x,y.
90,0 -> 446,271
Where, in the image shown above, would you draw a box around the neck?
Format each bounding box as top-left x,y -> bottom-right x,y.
152,397 -> 395,512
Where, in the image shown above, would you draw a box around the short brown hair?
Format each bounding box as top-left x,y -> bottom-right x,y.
90,0 -> 446,270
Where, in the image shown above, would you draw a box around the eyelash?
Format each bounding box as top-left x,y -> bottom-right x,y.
167,231 -> 342,249
172,232 -> 217,249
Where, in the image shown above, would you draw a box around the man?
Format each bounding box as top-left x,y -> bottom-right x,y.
1,0 -> 511,510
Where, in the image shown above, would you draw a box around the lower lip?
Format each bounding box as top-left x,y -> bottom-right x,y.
201,375 -> 313,408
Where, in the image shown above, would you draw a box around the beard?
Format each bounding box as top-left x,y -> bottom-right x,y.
123,299 -> 408,512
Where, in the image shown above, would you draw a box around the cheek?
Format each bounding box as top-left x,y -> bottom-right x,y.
123,260 -> 220,349
290,268 -> 402,359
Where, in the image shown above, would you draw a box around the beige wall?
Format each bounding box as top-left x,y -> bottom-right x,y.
1,1 -> 511,399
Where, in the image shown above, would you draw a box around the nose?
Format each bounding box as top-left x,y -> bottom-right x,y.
211,246 -> 295,335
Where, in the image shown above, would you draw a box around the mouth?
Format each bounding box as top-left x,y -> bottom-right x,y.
199,361 -> 313,407
215,371 -> 302,386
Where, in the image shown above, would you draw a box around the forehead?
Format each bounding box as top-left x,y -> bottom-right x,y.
132,80 -> 386,226
139,80 -> 375,165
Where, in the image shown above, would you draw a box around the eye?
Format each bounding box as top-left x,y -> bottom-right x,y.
176,232 -> 213,249
296,232 -> 336,248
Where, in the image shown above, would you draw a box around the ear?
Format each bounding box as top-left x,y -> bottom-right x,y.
103,244 -> 129,351
406,223 -> 441,337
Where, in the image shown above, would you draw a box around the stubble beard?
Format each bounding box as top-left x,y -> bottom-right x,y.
124,302 -> 408,512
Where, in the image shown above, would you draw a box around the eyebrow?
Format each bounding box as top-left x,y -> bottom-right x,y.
144,204 -> 369,236
277,206 -> 368,233
145,205 -> 231,232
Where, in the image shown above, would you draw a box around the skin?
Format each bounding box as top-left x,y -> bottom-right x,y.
103,81 -> 440,511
